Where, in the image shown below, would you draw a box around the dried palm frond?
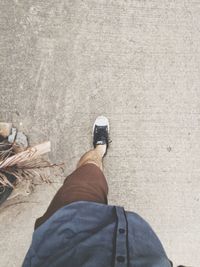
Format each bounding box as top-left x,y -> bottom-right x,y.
0,141 -> 14,161
0,142 -> 51,168
0,141 -> 63,188
0,172 -> 14,187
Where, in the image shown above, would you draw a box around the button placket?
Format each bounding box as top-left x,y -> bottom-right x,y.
114,207 -> 128,266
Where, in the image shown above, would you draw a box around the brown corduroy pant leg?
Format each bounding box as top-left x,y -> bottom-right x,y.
34,163 -> 108,230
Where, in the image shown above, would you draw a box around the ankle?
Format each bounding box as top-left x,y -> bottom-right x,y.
95,144 -> 107,158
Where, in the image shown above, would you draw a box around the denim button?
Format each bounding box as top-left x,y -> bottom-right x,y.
117,256 -> 125,262
119,228 -> 125,234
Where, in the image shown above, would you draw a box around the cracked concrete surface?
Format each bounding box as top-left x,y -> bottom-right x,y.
0,0 -> 199,266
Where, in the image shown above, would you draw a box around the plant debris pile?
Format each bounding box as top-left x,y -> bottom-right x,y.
0,122 -> 60,205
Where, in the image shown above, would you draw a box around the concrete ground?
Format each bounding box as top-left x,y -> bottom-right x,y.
0,0 -> 199,266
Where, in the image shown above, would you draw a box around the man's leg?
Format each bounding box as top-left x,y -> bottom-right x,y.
34,116 -> 110,229
77,145 -> 106,171
34,147 -> 108,229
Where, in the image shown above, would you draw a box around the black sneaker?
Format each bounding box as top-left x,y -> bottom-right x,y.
93,116 -> 110,156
